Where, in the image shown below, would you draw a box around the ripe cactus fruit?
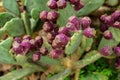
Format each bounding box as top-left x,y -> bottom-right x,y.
100,46 -> 112,56
103,30 -> 113,40
14,37 -> 22,43
81,17 -> 91,30
83,27 -> 96,38
114,46 -> 120,56
47,11 -> 59,22
47,32 -> 56,41
66,22 -> 77,31
52,33 -> 69,48
113,21 -> 120,29
32,52 -> 41,62
101,15 -> 114,25
58,27 -> 71,37
40,11 -> 48,21
68,16 -> 80,30
115,57 -> 120,69
21,39 -> 31,54
74,1 -> 84,11
49,49 -> 64,58
43,21 -> 54,32
57,0 -> 67,9
47,0 -> 57,9
111,10 -> 120,21
100,24 -> 109,32
69,0 -> 79,4
100,14 -> 107,21
39,47 -> 48,56
23,35 -> 31,40
12,41 -> 23,54
29,39 -> 36,49
35,36 -> 43,48
104,16 -> 114,25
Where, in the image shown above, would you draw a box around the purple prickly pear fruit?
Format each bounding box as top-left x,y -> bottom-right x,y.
40,11 -> 48,21
114,46 -> 120,56
58,27 -> 71,37
66,22 -> 77,31
47,32 -> 56,41
43,21 -> 54,32
23,35 -> 31,40
74,1 -> 84,11
12,41 -> 23,54
100,24 -> 109,32
111,10 -> 120,21
68,16 -> 80,30
52,33 -> 69,48
81,17 -> 91,30
49,49 -> 64,58
47,0 -> 57,9
39,47 -> 48,56
103,30 -> 113,40
113,21 -> 120,29
21,39 -> 31,54
100,46 -> 112,56
83,27 -> 96,38
115,57 -> 120,69
69,0 -> 79,4
32,52 -> 41,62
47,11 -> 59,22
35,36 -> 43,48
14,37 -> 22,43
29,39 -> 36,49
57,0 -> 67,9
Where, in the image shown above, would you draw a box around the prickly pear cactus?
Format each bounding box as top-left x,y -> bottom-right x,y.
0,0 -> 120,80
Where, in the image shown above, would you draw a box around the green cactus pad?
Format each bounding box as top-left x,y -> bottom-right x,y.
4,18 -> 25,37
65,30 -> 82,55
0,12 -> 14,27
76,0 -> 105,16
2,0 -> 20,17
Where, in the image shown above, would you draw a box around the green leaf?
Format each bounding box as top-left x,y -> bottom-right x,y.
21,11 -> 31,35
0,12 -> 14,27
65,30 -> 82,55
2,0 -> 20,17
4,18 -> 25,37
109,27 -> 120,42
76,50 -> 102,68
76,0 -> 105,16
98,37 -> 119,51
0,38 -> 16,64
48,68 -> 71,80
81,73 -> 108,80
57,3 -> 75,27
0,67 -> 39,80
0,37 -> 13,50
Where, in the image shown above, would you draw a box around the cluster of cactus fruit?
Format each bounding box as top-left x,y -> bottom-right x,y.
0,0 -> 120,80
47,0 -> 84,11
